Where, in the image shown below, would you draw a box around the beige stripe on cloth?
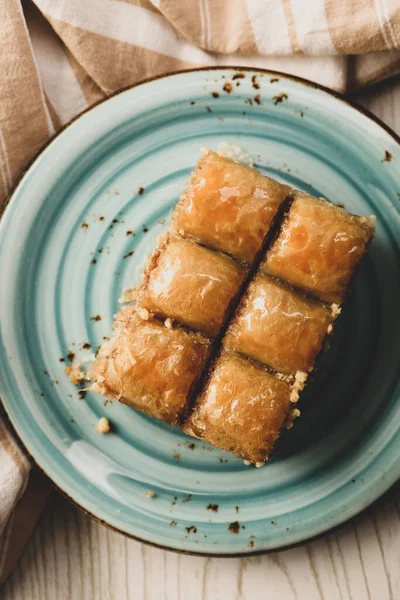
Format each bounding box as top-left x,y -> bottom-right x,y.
25,1 -> 90,125
281,0 -> 303,54
324,0 -> 400,53
0,0 -> 53,198
43,19 -> 199,94
157,0 -> 258,54
0,0 -> 400,586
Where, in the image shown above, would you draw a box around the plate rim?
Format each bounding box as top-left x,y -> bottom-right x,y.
1,66 -> 399,556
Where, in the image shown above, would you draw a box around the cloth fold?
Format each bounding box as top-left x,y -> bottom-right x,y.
0,0 -> 399,586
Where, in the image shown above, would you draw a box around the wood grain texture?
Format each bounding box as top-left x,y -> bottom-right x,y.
2,79 -> 400,600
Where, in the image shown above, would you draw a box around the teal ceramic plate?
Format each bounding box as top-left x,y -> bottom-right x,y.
1,68 -> 399,555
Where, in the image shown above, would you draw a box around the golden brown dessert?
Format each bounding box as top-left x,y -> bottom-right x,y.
262,191 -> 375,303
184,351 -> 292,464
224,274 -> 333,374
173,150 -> 290,263
89,308 -> 210,425
139,236 -> 246,337
85,149 -> 375,466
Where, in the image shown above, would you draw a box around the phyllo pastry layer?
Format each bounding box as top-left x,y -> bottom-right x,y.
262,191 -> 375,303
173,150 -> 290,263
139,236 -> 246,337
184,351 -> 292,464
224,274 -> 333,374
89,308 -> 210,425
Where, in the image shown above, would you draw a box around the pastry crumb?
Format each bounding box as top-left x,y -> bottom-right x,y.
331,303 -> 341,317
178,229 -> 185,236
65,363 -> 85,385
81,353 -> 96,364
255,462 -> 265,468
96,417 -> 110,434
137,307 -> 150,321
164,318 -> 173,329
359,215 -> 376,227
243,459 -> 251,466
290,371 -> 307,403
217,143 -> 253,167
145,490 -> 156,498
286,408 -> 301,430
275,372 -> 294,383
119,286 -> 137,304
327,324 -> 333,334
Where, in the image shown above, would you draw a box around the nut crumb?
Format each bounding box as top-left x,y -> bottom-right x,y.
255,462 -> 265,468
185,525 -> 197,534
382,150 -> 393,162
228,521 -> 240,534
327,324 -> 333,334
164,318 -> 173,329
273,93 -> 288,105
178,229 -> 185,236
275,372 -> 294,383
65,363 -> 85,385
96,417 -> 110,434
223,82 -> 233,94
145,490 -> 155,498
138,308 -> 150,321
290,371 -> 307,403
243,459 -> 251,466
119,286 -> 137,304
286,408 -> 301,430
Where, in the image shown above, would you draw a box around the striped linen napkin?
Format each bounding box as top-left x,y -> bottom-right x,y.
0,0 -> 399,585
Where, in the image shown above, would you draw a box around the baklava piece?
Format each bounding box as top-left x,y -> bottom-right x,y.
139,236 -> 246,337
184,352 -> 292,464
173,150 -> 290,263
262,191 -> 375,303
89,309 -> 210,425
224,274 -> 334,374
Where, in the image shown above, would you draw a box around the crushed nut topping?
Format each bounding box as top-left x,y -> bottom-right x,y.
96,417 -> 110,434
137,308 -> 150,321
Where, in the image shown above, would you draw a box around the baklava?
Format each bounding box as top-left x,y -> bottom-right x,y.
138,236 -> 246,337
262,191 -> 375,303
87,150 -> 375,464
89,307 -> 210,425
224,274 -> 334,375
172,150 -> 290,263
184,351 -> 292,464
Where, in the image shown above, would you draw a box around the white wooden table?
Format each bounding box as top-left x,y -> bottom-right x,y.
3,79 -> 400,600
